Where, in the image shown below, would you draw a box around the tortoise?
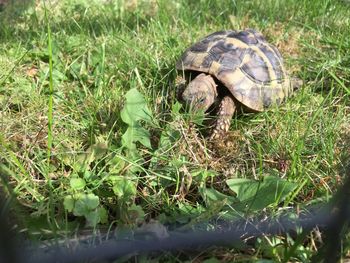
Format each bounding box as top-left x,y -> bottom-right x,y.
176,29 -> 300,139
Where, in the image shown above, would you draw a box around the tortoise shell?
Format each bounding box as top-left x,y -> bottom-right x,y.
176,29 -> 292,111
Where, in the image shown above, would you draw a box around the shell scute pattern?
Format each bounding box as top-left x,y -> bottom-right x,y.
176,29 -> 292,111
241,49 -> 270,84
232,30 -> 259,45
258,44 -> 285,81
217,50 -> 244,71
204,31 -> 231,43
189,41 -> 209,53
204,40 -> 242,70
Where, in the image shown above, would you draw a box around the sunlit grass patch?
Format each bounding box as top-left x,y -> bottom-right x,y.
0,0 -> 350,261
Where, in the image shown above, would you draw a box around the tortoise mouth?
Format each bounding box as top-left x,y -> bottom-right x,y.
180,96 -> 206,113
183,100 -> 203,113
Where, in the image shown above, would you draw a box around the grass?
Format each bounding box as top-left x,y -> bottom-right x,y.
0,0 -> 350,261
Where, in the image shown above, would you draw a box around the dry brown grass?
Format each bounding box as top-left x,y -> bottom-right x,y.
263,22 -> 304,74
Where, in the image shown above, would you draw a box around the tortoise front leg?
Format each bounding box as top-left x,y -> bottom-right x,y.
210,96 -> 236,140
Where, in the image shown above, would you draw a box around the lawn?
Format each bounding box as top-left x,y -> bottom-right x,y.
0,0 -> 350,261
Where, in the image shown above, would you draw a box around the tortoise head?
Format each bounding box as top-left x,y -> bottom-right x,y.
182,73 -> 218,112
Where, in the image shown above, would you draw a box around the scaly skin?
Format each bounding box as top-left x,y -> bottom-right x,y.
180,73 -> 237,139
210,96 -> 236,140
181,73 -> 217,112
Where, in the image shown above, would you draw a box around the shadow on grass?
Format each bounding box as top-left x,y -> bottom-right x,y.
0,0 -> 34,19
0,0 -> 156,44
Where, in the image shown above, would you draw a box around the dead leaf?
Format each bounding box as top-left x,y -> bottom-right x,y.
26,66 -> 38,78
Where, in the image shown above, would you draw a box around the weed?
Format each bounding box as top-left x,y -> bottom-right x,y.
0,0 -> 349,261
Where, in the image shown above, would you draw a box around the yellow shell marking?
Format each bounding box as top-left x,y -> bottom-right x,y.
225,37 -> 279,87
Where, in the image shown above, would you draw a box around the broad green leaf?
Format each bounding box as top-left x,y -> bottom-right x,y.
84,193 -> 100,209
128,204 -> 145,222
109,155 -> 126,174
70,178 -> 86,190
85,210 -> 100,227
120,88 -> 152,125
191,169 -> 217,183
88,142 -> 108,160
200,187 -> 237,204
198,187 -> 244,221
112,176 -> 137,199
98,207 -> 108,224
83,170 -> 92,180
159,129 -> 181,149
63,196 -> 74,212
191,110 -> 206,126
74,142 -> 108,171
226,176 -> 297,212
122,125 -> 152,149
120,88 -> 153,151
174,203 -> 206,224
123,150 -> 143,174
256,237 -> 285,260
171,101 -> 182,115
74,152 -> 95,172
73,193 -> 100,216
65,194 -> 105,227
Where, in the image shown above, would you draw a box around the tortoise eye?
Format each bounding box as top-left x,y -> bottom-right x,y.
199,97 -> 206,103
